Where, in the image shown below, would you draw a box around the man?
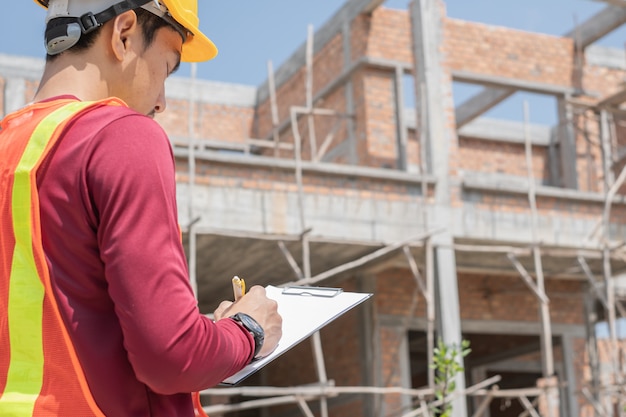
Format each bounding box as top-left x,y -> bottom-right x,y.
0,1 -> 282,416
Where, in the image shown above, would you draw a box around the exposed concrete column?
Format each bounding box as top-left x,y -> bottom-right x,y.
548,127 -> 561,187
600,109 -> 615,192
557,97 -> 578,189
358,273 -> 378,417
394,65 -> 408,171
561,334 -> 580,417
410,1 -> 466,417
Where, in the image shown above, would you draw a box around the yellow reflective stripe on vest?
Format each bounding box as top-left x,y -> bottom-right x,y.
0,101 -> 95,416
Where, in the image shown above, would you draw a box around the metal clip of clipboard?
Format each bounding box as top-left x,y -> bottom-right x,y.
281,286 -> 343,298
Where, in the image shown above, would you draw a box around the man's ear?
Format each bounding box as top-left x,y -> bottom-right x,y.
110,10 -> 139,62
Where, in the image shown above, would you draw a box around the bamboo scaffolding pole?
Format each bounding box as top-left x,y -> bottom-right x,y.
200,376 -> 521,417
292,228 -> 445,287
296,396 -> 316,417
267,60 -> 281,157
201,385 -> 436,415
582,386 -> 611,417
310,331 -> 329,417
519,396 -> 542,417
601,162 -> 626,413
293,33 -> 331,414
202,384 -> 434,398
507,253 -> 550,305
470,387 -> 497,417
400,375 -> 501,417
418,399 -> 432,417
579,256 -> 611,311
402,244 -> 435,388
290,107 -> 311,280
315,118 -> 343,162
277,240 -> 304,280
425,238 -> 435,391
602,164 -> 626,340
523,101 -> 555,383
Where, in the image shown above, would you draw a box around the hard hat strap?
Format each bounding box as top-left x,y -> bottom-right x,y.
44,0 -> 190,56
73,0 -> 152,34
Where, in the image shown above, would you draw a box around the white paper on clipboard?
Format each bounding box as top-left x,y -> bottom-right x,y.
221,285 -> 373,385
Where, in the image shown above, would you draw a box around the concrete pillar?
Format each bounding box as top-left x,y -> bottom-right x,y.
557,97 -> 578,189
410,1 -> 466,416
561,334 -> 580,417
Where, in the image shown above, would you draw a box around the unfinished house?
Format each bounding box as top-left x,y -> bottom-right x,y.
3,0 -> 626,416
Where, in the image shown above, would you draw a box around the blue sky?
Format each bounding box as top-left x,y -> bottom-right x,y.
1,1 -> 623,124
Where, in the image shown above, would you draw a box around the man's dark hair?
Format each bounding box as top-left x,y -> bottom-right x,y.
46,8 -> 171,62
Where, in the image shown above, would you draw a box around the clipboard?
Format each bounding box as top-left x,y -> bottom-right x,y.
221,285 -> 372,385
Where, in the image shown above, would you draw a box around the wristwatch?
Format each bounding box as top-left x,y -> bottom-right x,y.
230,313 -> 264,360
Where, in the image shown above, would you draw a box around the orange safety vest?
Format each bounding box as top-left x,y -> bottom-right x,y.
0,98 -> 123,416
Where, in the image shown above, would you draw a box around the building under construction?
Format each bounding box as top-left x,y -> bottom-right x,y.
3,0 -> 626,416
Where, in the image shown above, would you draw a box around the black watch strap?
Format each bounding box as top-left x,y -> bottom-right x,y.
230,313 -> 264,360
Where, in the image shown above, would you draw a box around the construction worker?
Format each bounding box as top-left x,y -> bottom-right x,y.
0,1 -> 282,416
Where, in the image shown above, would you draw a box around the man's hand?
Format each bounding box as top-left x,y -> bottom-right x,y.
214,285 -> 282,358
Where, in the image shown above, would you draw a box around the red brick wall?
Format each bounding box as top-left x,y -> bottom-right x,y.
445,19 -> 575,86
458,273 -> 585,324
156,99 -> 255,144
365,9 -> 413,64
176,158 -> 420,203
362,68 -> 400,168
458,136 -> 551,182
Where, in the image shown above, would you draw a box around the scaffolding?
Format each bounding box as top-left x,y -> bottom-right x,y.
169,1 -> 626,416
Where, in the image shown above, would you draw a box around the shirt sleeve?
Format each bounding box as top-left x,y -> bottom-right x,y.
86,113 -> 254,394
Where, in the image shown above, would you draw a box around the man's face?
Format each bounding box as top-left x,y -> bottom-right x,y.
112,25 -> 182,117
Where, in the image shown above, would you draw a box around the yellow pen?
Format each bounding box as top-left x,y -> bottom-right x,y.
232,276 -> 246,301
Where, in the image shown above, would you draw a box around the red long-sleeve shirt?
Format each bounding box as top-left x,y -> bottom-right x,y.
35,96 -> 253,416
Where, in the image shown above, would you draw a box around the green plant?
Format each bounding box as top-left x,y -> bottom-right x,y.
430,338 -> 471,417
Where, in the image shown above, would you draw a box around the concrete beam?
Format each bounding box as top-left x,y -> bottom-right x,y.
454,5 -> 626,127
457,118 -> 552,146
564,5 -> 626,48
462,175 -> 626,204
256,0 -> 387,104
452,70 -> 576,96
361,0 -> 386,14
597,82 -> 626,107
455,87 -> 515,128
173,146 -> 437,185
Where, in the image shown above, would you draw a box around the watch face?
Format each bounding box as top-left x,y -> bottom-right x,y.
239,313 -> 263,334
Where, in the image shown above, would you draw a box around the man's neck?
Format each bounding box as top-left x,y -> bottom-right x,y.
34,57 -> 109,103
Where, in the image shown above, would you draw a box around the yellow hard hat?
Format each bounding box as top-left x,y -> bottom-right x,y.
34,0 -> 217,62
